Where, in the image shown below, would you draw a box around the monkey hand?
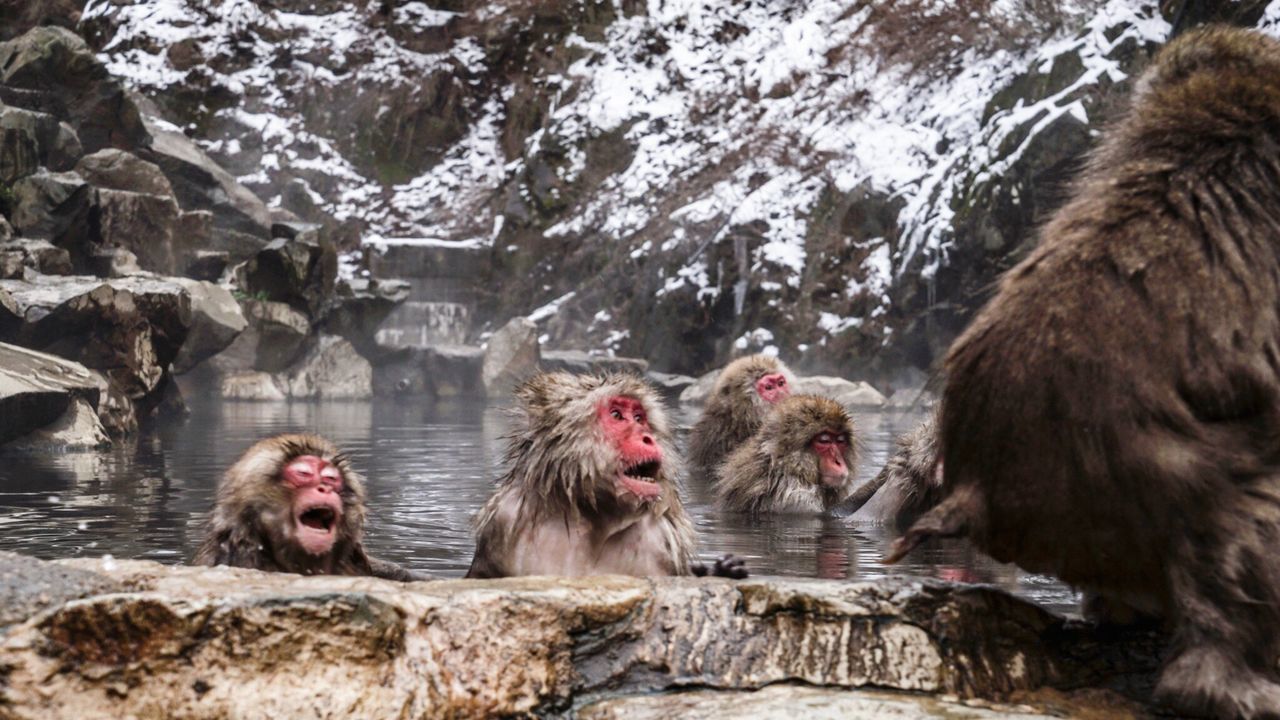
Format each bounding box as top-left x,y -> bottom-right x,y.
692,554 -> 748,579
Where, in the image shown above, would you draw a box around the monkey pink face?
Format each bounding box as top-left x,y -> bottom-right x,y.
755,372 -> 790,404
598,396 -> 664,505
811,430 -> 850,488
282,455 -> 344,556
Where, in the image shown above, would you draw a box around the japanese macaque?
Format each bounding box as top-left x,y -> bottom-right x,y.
887,27 -> 1280,719
714,395 -> 857,515
466,372 -> 745,579
194,434 -> 418,581
687,354 -> 795,474
835,408 -> 942,529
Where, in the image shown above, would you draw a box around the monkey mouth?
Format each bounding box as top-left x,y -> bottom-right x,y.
299,506 -> 337,531
294,501 -> 342,555
619,459 -> 663,501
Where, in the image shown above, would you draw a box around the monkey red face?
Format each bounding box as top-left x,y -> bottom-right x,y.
282,455 -> 345,556
598,396 -> 664,504
755,372 -> 790,404
811,430 -> 850,487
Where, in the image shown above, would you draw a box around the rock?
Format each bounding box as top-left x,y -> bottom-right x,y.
0,238 -> 73,276
678,369 -> 720,406
271,220 -> 321,242
373,344 -> 484,398
0,27 -> 149,154
71,188 -> 182,275
0,341 -> 103,446
74,148 -> 175,197
0,250 -> 22,279
7,395 -> 110,450
8,168 -> 88,240
85,246 -> 141,278
644,371 -> 697,403
0,275 -> 191,432
540,350 -> 648,376
170,279 -> 247,374
0,105 -> 83,175
0,115 -> 39,184
579,685 -> 1117,719
0,215 -> 12,242
0,558 -> 1167,718
482,316 -> 540,398
0,552 -> 119,630
185,250 -> 228,283
87,368 -> 137,436
173,210 -> 216,278
219,371 -> 287,401
139,115 -> 272,254
796,376 -> 887,408
323,276 -> 410,358
284,335 -> 372,399
207,298 -> 310,374
233,235 -> 337,318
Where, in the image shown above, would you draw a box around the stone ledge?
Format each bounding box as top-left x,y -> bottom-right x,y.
0,555 -> 1163,718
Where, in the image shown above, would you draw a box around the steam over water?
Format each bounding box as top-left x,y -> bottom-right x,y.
0,398 -> 1079,615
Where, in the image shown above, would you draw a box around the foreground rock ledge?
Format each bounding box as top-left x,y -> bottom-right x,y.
0,556 -> 1160,718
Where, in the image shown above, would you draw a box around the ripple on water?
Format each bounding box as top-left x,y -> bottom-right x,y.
0,398 -> 1080,615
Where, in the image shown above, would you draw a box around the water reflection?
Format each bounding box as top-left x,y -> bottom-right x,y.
0,397 -> 1079,615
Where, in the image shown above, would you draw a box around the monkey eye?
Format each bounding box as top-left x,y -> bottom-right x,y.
633,413 -> 644,423
320,466 -> 341,481
610,408 -> 624,420
816,433 -> 834,444
287,462 -> 314,477
777,377 -> 785,385
837,434 -> 849,444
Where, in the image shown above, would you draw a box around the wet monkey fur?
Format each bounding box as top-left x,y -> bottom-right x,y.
467,372 -> 745,579
889,27 -> 1280,720
688,354 -> 795,474
195,433 -> 417,580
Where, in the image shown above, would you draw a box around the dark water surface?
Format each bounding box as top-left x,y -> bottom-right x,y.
0,398 -> 1079,614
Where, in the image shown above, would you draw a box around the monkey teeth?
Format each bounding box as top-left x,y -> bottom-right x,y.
623,459 -> 661,480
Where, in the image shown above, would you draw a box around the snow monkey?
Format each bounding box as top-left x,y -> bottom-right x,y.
715,394 -> 857,514
887,27 -> 1280,719
835,408 -> 942,529
466,372 -> 745,579
687,354 -> 795,475
194,433 -> 418,580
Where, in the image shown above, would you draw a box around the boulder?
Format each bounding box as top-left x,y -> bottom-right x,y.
0,341 -> 104,446
7,395 -> 110,450
54,187 -> 182,276
0,275 -> 191,432
0,115 -> 38,184
645,371 -> 698,403
233,235 -> 337,318
208,298 -> 310,374
678,368 -> 720,406
322,276 -> 410,358
74,148 -> 174,197
0,27 -> 149,154
373,344 -> 484,398
87,368 -> 137,436
540,350 -> 648,376
0,105 -> 82,174
482,316 -> 540,398
284,335 -> 372,399
0,238 -> 73,276
219,371 -> 287,402
139,115 -> 272,254
0,250 -> 21,279
8,168 -> 88,240
0,557 -> 1165,718
170,279 -> 247,374
796,376 -> 887,408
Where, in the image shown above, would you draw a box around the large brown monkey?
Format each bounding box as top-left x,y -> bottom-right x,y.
687,354 -> 795,474
835,408 -> 941,529
194,434 -> 418,581
467,372 -> 744,578
715,394 -> 857,514
888,27 -> 1280,719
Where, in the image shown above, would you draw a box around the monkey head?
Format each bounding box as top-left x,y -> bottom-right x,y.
764,395 -> 854,492
714,354 -> 795,408
209,434 -> 367,571
508,372 -> 680,517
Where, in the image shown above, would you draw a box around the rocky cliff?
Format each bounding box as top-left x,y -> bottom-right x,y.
60,0 -> 1280,387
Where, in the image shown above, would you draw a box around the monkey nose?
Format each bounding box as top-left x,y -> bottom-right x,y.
641,434 -> 655,446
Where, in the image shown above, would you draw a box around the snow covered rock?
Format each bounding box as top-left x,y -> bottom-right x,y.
482,316 -> 540,398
